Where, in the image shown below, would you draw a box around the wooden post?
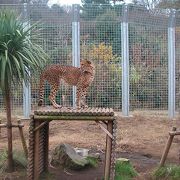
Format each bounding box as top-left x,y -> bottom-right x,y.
29,108 -> 116,179
0,119 -> 1,137
104,121 -> 113,180
34,120 -> 40,180
160,127 -> 176,167
18,120 -> 28,159
27,118 -> 35,180
44,122 -> 49,171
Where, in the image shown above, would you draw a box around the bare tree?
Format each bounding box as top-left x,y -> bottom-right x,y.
132,0 -> 161,9
132,0 -> 180,9
0,0 -> 20,4
158,0 -> 180,9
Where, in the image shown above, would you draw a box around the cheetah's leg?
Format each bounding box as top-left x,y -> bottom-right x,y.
49,83 -> 62,109
76,86 -> 88,108
80,88 -> 88,108
76,87 -> 81,108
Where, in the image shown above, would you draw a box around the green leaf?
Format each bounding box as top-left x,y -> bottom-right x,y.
0,9 -> 48,93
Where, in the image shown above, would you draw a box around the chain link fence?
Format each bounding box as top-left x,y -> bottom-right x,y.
0,3 -> 179,117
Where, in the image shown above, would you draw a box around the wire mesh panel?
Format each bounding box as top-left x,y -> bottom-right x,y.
129,6 -> 169,111
0,3 -> 179,116
175,11 -> 180,112
0,4 -> 24,116
28,4 -> 73,110
80,5 -> 122,110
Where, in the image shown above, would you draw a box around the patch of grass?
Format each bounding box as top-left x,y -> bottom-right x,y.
85,156 -> 98,167
115,160 -> 138,180
153,165 -> 180,180
0,149 -> 27,173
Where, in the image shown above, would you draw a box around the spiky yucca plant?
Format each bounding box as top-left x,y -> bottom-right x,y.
0,10 -> 48,172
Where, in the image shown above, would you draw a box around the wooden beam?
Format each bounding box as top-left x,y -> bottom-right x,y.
96,121 -> 113,139
0,124 -> 24,128
18,121 -> 28,159
0,124 -> 7,127
34,115 -> 114,121
160,127 -> 176,167
44,122 -> 49,171
169,131 -> 180,136
34,121 -> 50,132
0,120 -> 1,137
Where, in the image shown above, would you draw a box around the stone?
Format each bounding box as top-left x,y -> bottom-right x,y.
50,143 -> 89,170
116,158 -> 130,164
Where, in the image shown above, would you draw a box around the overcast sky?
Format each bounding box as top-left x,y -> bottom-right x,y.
48,0 -> 132,6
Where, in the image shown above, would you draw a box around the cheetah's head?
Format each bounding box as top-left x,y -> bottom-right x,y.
80,60 -> 95,75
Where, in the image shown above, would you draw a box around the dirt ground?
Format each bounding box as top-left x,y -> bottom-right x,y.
0,110 -> 180,179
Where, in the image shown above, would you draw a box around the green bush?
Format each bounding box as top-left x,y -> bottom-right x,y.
115,160 -> 138,180
153,165 -> 180,180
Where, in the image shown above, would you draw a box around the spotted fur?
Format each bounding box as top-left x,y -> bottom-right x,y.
38,60 -> 95,108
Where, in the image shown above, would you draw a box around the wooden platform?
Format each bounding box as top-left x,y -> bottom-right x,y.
27,107 -> 117,180
34,106 -> 115,117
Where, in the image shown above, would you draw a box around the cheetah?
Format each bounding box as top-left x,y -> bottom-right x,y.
38,60 -> 95,109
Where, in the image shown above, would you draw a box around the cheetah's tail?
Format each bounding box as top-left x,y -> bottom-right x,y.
38,74 -> 45,106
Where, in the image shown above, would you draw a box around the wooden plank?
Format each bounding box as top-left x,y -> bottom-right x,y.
159,127 -> 176,167
18,121 -> 28,159
109,108 -> 114,116
34,115 -> 115,121
0,124 -> 6,127
34,121 -> 50,132
0,124 -> 24,128
169,131 -> 180,136
95,108 -> 101,116
0,120 -> 1,137
96,121 -> 113,139
34,107 -> 115,116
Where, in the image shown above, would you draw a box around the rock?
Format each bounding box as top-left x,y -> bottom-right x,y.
88,152 -> 101,160
50,143 -> 89,170
116,158 -> 130,164
74,148 -> 89,157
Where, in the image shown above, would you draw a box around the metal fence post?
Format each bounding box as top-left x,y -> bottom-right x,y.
168,10 -> 176,118
23,3 -> 31,118
72,4 -> 80,108
121,5 -> 129,116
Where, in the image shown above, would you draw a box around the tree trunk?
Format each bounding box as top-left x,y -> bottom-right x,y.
4,86 -> 14,172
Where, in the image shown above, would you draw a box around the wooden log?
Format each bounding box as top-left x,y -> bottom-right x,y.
34,120 -> 41,180
27,119 -> 35,180
96,121 -> 113,139
0,124 -> 24,128
34,108 -> 115,117
33,115 -> 115,121
0,123 -> 6,127
44,122 -> 49,171
169,131 -> 180,136
18,120 -> 28,159
159,127 -> 176,167
0,120 -> 1,137
33,121 -> 49,132
104,121 -> 113,180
